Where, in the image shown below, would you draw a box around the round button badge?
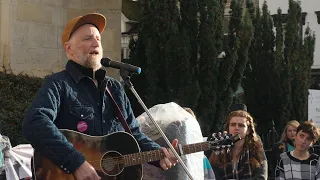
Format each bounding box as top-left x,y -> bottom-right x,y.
77,121 -> 88,132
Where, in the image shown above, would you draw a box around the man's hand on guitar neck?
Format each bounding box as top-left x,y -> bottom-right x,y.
159,139 -> 179,170
73,161 -> 101,180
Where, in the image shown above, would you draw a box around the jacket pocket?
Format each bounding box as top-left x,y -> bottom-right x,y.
69,105 -> 94,133
69,105 -> 94,120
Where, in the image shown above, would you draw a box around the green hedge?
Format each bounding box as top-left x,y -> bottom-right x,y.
0,72 -> 43,146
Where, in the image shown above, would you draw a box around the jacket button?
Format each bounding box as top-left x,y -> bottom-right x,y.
81,114 -> 84,117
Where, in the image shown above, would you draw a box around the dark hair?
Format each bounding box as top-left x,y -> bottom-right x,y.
183,107 -> 196,118
297,121 -> 320,143
230,103 -> 247,112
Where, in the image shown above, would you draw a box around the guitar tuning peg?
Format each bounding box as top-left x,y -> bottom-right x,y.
215,151 -> 220,155
222,145 -> 225,149
223,131 -> 228,135
218,132 -> 222,137
212,133 -> 216,138
227,148 -> 230,153
220,150 -> 224,154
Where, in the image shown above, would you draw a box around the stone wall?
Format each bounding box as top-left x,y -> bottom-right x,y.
0,0 -> 121,78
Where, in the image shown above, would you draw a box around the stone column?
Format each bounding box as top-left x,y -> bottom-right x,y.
0,0 -> 12,73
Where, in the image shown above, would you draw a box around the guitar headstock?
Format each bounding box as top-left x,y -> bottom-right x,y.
207,131 -> 241,155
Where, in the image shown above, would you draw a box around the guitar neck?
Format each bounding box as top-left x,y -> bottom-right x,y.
123,142 -> 210,167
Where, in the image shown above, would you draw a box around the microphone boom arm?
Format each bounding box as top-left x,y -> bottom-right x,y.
119,69 -> 195,180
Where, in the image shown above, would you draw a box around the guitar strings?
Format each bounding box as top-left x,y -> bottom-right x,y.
86,145 -> 232,172
86,142 -> 223,167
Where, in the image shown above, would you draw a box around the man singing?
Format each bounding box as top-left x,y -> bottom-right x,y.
23,13 -> 177,180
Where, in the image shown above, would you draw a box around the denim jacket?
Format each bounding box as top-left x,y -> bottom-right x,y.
23,60 -> 161,174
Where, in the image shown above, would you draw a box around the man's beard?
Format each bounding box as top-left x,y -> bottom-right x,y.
76,51 -> 103,70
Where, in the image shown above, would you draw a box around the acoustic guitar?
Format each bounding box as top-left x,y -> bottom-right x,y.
32,129 -> 240,180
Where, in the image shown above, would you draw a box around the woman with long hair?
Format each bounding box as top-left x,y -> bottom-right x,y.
270,120 -> 299,176
278,120 -> 300,151
209,110 -> 267,180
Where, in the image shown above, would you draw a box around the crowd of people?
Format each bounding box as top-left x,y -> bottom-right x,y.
20,12 -> 320,180
204,106 -> 320,180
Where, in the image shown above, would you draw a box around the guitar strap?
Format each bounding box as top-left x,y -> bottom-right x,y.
106,86 -> 133,135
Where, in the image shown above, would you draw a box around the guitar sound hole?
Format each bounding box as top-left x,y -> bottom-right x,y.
101,151 -> 124,176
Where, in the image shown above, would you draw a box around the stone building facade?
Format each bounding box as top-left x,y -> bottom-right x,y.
0,0 -> 121,78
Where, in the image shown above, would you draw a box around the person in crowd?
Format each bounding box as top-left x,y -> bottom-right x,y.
204,103 -> 249,158
275,121 -> 320,180
209,110 -> 268,180
23,13 -> 177,180
183,107 -> 216,180
271,120 -> 300,173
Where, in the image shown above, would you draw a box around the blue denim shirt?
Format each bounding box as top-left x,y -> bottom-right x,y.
23,60 -> 161,174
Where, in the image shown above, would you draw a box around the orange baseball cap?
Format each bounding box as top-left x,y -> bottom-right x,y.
61,13 -> 106,45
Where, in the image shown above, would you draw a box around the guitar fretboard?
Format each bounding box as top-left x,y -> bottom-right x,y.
122,142 -> 210,166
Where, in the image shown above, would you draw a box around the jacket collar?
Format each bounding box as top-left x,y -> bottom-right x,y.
65,60 -> 106,83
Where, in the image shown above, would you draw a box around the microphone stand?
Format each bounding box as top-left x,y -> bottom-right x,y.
120,69 -> 195,180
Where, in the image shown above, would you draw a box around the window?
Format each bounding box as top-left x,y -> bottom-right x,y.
315,11 -> 320,24
121,48 -> 124,60
126,49 -> 130,59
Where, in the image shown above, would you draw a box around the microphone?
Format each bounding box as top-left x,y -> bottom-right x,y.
101,57 -> 141,74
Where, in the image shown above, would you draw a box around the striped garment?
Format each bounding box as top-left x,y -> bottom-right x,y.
275,151 -> 320,180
